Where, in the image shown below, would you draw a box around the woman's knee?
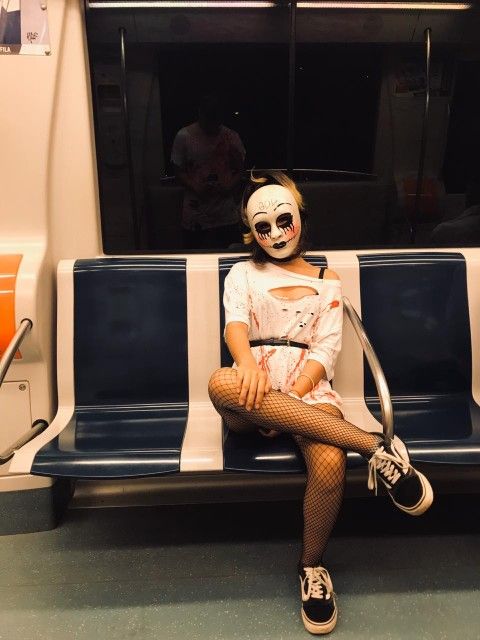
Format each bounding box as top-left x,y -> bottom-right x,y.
306,444 -> 346,485
314,403 -> 344,419
208,367 -> 238,400
318,443 -> 346,471
327,446 -> 347,473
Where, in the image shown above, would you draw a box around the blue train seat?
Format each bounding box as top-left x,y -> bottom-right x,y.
31,258 -> 189,479
219,256 -> 328,473
23,251 -> 480,484
359,252 -> 480,464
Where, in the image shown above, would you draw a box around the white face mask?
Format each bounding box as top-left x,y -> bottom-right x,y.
246,184 -> 302,260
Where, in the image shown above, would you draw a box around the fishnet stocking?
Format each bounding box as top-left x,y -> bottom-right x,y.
293,404 -> 346,566
209,369 -> 375,568
209,367 -> 379,458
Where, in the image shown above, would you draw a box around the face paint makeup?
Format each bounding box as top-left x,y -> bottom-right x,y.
245,184 -> 302,260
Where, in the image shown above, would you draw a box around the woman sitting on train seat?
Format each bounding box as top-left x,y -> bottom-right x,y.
208,170 -> 434,636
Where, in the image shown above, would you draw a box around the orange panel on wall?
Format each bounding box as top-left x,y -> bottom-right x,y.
0,255 -> 23,359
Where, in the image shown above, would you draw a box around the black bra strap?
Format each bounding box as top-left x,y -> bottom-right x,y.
319,266 -> 326,279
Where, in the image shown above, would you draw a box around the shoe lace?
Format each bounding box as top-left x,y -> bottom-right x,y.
368,445 -> 410,494
302,567 -> 333,601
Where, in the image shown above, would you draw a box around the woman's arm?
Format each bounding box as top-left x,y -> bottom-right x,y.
289,360 -> 327,398
225,321 -> 272,410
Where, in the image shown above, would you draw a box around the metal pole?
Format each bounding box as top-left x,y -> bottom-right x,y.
0,319 -> 32,388
286,0 -> 297,177
342,298 -> 394,443
119,27 -> 141,249
0,419 -> 49,465
412,27 -> 432,244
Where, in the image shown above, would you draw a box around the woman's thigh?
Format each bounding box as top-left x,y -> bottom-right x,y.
224,399 -> 345,438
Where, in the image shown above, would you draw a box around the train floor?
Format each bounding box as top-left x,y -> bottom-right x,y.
1,492 -> 479,640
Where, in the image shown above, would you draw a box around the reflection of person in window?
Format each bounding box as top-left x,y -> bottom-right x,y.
430,179 -> 480,247
171,94 -> 246,250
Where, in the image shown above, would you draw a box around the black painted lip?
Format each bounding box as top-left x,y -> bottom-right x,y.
273,241 -> 287,249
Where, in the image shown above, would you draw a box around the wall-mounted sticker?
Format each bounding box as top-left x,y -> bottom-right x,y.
0,0 -> 50,55
394,60 -> 452,98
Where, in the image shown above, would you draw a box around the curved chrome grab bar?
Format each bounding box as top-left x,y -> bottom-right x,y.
342,297 -> 394,442
0,319 -> 32,387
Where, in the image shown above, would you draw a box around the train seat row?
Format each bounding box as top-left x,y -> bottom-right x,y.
8,251 -> 480,481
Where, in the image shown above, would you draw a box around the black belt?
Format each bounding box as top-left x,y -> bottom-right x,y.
250,339 -> 309,349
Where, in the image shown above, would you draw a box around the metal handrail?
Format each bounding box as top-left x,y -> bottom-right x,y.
119,27 -> 140,249
0,419 -> 49,465
166,169 -> 377,182
249,168 -> 378,179
0,319 -> 32,387
342,297 -> 394,443
0,319 -> 50,465
287,0 -> 297,176
411,27 -> 432,243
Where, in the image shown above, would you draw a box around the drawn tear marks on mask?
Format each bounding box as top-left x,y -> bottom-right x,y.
268,286 -> 319,301
254,213 -> 295,240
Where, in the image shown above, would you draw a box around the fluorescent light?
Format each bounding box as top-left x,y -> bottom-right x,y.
88,1 -> 472,8
89,1 -> 276,7
298,2 -> 472,7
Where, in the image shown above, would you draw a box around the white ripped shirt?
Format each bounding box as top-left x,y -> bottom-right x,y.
223,260 -> 343,409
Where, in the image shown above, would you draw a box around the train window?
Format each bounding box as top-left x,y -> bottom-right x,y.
84,3 -> 480,253
158,45 -> 289,176
443,61 -> 480,193
294,45 -> 381,173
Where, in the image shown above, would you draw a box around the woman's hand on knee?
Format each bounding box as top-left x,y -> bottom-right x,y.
236,365 -> 271,410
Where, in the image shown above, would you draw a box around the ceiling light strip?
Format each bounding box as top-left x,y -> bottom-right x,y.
299,2 -> 472,7
89,1 -> 276,7
88,1 -> 472,9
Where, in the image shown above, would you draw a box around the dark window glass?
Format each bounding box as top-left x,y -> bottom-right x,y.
294,45 -> 381,173
159,44 -> 289,173
443,61 -> 480,194
85,4 -> 480,253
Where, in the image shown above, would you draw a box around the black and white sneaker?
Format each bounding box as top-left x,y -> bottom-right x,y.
299,565 -> 337,635
368,436 -> 434,516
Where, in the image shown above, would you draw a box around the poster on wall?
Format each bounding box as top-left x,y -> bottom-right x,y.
394,60 -> 452,98
0,0 -> 50,55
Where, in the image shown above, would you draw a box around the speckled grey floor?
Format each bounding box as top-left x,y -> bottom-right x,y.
1,495 -> 480,640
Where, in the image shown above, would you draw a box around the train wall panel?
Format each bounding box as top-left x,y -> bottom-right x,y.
1,0 -> 102,493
